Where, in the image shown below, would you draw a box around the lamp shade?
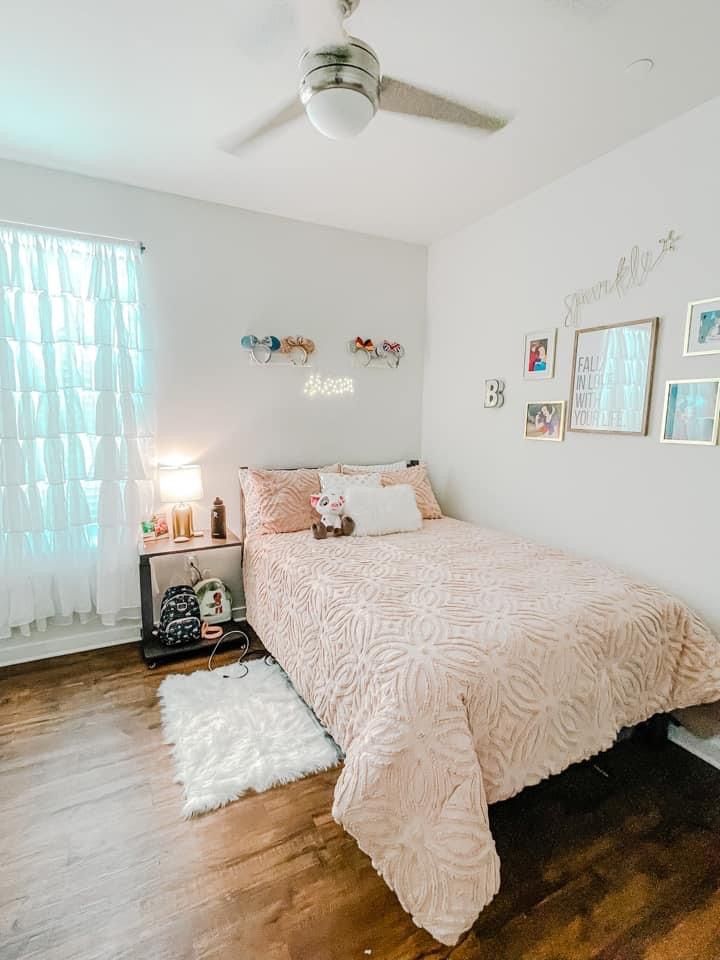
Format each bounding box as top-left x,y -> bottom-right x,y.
158,464 -> 203,503
305,87 -> 375,140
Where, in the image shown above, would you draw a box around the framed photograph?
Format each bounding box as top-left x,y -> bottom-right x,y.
660,379 -> 720,445
524,401 -> 566,441
523,328 -> 556,380
569,317 -> 658,435
684,297 -> 720,356
140,512 -> 169,541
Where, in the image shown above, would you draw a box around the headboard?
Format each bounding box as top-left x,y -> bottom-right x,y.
237,460 -> 420,542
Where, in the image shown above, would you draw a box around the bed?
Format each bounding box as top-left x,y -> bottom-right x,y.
243,516 -> 720,945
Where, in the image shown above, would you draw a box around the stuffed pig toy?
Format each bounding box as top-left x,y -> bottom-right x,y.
310,492 -> 355,539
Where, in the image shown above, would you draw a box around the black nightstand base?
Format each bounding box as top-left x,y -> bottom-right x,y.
141,619 -> 264,668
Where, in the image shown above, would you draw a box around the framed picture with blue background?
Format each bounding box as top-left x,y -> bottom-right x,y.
684,297 -> 720,356
660,379 -> 720,445
523,328 -> 556,380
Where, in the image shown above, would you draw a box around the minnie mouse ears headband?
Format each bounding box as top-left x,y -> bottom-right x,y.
348,337 -> 405,367
241,334 -> 281,363
280,336 -> 315,365
378,341 -> 405,366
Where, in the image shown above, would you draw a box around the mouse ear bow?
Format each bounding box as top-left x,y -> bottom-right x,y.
348,337 -> 374,366
377,340 -> 405,367
281,336 -> 315,366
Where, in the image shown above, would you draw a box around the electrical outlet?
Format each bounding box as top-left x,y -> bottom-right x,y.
184,554 -> 199,584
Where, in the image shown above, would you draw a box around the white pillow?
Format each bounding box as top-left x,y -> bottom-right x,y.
342,460 -> 408,473
319,472 -> 381,495
344,484 -> 422,537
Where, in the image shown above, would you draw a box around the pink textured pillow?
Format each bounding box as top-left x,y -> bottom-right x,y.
344,464 -> 442,519
244,465 -> 339,535
238,469 -> 262,537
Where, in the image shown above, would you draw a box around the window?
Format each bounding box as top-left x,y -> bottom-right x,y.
0,225 -> 153,639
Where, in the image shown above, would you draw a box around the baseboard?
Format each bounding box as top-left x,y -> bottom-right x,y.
0,605 -> 246,668
0,620 -> 140,668
668,723 -> 720,771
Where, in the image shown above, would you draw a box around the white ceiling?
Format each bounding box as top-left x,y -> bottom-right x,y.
1,0 -> 719,244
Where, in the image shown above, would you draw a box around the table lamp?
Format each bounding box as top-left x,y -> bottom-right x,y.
158,464 -> 203,542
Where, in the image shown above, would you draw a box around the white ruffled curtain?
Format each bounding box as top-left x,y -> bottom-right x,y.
0,226 -> 153,640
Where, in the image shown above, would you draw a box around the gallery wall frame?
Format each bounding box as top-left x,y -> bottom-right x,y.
684,297 -> 720,357
568,317 -> 659,436
522,328 -> 557,380
660,378 -> 720,446
524,401 -> 566,441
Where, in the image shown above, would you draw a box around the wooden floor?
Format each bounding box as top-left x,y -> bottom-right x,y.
2,644 -> 720,960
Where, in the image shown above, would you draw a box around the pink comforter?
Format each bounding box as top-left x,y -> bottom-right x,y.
244,518 -> 720,944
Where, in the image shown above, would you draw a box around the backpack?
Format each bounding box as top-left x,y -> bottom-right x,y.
194,577 -> 232,625
156,585 -> 202,646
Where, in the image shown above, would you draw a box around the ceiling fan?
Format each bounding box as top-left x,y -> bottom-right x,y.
222,0 -> 508,151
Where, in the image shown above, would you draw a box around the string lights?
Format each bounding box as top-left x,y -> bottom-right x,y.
303,374 -> 354,398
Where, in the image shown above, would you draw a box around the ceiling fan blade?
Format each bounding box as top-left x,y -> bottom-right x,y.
379,77 -> 507,132
220,98 -> 305,154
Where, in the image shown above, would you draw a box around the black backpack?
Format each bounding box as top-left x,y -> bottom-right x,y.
155,585 -> 202,646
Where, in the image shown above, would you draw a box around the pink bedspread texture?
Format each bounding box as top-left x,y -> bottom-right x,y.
244,518 -> 720,944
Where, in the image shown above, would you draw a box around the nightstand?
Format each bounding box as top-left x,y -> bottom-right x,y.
138,530 -> 256,668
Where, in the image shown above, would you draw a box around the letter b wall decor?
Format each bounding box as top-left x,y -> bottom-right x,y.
484,379 -> 505,408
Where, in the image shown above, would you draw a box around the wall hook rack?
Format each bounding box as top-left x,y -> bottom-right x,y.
347,337 -> 405,368
242,335 -> 316,366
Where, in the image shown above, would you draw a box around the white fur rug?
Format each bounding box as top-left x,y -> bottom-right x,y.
158,659 -> 341,817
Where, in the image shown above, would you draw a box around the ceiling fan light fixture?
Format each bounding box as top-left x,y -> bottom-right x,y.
304,86 -> 375,139
299,38 -> 380,140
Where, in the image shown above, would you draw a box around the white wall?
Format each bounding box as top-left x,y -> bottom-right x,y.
422,95 -> 720,634
0,159 -> 426,662
0,159 -> 427,535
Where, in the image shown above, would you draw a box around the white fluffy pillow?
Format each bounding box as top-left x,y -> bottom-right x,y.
342,460 -> 408,473
344,484 -> 422,537
319,472 -> 381,495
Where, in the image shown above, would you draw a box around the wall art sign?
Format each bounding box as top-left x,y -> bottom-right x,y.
563,230 -> 679,327
523,328 -> 557,380
568,317 -> 658,436
484,379 -> 505,408
684,297 -> 720,357
660,378 -> 720,445
524,401 -> 566,441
